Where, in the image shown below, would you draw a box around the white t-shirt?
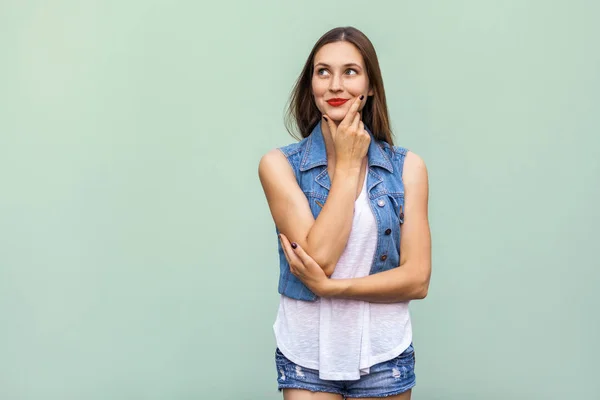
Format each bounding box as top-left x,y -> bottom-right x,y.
273,168 -> 412,380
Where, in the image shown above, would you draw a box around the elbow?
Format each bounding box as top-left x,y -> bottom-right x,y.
413,261 -> 431,300
414,276 -> 430,300
315,252 -> 335,277
322,263 -> 335,277
308,247 -> 337,277
415,285 -> 428,300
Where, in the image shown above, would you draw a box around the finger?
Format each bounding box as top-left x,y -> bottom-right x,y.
322,114 -> 336,136
340,95 -> 364,127
279,234 -> 303,268
350,111 -> 361,132
279,234 -> 293,264
289,241 -> 319,268
359,120 -> 365,133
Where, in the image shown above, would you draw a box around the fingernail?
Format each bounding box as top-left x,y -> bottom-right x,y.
323,116 -> 328,122
291,242 -> 298,249
360,95 -> 364,100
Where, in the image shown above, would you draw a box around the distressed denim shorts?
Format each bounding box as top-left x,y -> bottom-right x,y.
275,344 -> 416,398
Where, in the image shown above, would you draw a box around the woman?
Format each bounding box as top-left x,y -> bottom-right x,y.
258,26 -> 431,399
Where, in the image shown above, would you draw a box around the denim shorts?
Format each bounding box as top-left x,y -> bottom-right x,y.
275,344 -> 416,398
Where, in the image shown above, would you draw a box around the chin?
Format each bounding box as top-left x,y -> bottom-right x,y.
325,107 -> 349,121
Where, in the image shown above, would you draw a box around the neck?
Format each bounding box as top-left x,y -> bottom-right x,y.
320,113 -> 367,166
320,119 -> 336,164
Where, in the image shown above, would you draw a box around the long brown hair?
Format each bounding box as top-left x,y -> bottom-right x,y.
285,26 -> 394,146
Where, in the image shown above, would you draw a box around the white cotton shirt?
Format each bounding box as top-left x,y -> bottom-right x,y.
273,167 -> 412,381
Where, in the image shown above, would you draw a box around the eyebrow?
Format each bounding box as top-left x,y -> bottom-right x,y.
314,62 -> 363,69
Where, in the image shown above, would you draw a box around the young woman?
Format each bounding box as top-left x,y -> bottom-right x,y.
258,26 -> 431,400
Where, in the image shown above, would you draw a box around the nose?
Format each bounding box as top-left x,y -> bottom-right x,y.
329,73 -> 343,93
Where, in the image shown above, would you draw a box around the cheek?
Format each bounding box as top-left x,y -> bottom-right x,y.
311,79 -> 327,97
311,81 -> 328,111
346,79 -> 369,96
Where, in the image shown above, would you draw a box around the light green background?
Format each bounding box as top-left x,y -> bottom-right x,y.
1,1 -> 598,399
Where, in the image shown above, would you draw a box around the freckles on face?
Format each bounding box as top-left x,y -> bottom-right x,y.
311,41 -> 371,119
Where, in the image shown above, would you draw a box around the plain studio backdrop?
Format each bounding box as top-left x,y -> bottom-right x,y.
1,1 -> 598,399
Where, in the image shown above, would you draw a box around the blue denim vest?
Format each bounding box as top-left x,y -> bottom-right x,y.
276,123 -> 408,301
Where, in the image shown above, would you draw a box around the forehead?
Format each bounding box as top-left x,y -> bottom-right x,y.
313,41 -> 364,66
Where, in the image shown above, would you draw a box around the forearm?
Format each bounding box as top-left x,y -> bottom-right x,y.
305,166 -> 360,276
325,262 -> 430,303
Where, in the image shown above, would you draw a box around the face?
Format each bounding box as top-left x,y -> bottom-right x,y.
311,41 -> 373,122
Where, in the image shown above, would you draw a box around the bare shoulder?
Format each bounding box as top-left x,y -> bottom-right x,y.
258,148 -> 290,178
259,147 -> 287,167
403,151 -> 429,187
258,147 -> 298,194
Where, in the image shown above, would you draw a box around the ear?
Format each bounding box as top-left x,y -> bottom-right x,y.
368,86 -> 374,96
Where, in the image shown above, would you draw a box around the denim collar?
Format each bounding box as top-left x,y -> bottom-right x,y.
299,122 -> 394,173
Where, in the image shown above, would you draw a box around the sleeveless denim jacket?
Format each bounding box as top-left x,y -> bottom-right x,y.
276,122 -> 408,301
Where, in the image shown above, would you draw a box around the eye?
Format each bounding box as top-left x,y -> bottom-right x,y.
346,68 -> 358,75
317,68 -> 330,76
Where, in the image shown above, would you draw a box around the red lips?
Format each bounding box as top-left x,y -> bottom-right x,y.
326,98 -> 349,107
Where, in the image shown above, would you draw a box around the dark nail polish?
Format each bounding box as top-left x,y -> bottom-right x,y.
360,95 -> 364,100
323,116 -> 328,122
291,242 -> 298,249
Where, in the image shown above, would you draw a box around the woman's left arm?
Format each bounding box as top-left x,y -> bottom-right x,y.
280,151 -> 431,303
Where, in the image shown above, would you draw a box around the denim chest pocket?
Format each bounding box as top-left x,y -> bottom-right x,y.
373,192 -> 405,227
387,193 -> 405,224
304,191 -> 328,219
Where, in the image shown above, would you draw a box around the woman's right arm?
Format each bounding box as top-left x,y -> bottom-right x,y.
258,150 -> 361,276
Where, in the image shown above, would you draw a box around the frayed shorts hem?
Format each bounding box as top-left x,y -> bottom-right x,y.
277,380 -> 415,398
277,384 -> 345,396
275,343 -> 416,398
346,381 -> 415,398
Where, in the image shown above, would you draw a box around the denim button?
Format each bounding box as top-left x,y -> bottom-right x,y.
380,254 -> 387,261
385,228 -> 392,235
377,199 -> 385,207
399,212 -> 404,220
